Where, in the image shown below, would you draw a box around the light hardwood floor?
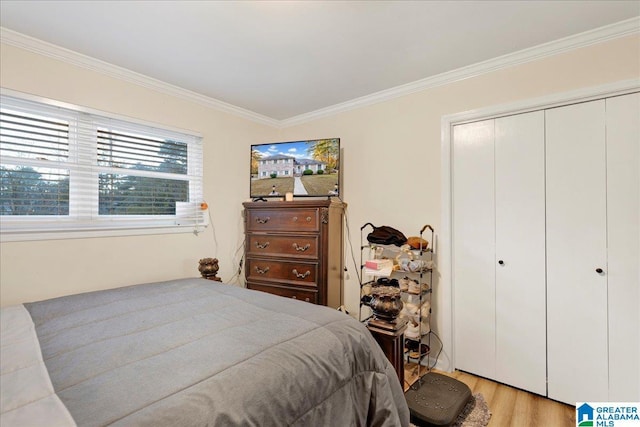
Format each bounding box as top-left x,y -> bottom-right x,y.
404,364 -> 576,426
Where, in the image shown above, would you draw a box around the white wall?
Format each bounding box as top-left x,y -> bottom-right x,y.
0,42 -> 278,306
279,34 -> 640,370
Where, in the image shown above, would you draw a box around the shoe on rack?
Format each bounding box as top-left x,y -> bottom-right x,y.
399,276 -> 410,292
405,320 -> 420,340
421,300 -> 431,315
408,280 -> 430,295
420,319 -> 431,335
376,277 -> 399,287
407,279 -> 420,294
399,302 -> 417,321
409,343 -> 430,359
360,294 -> 373,306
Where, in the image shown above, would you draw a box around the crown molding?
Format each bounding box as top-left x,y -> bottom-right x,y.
281,17 -> 640,127
2,17 -> 638,129
0,27 -> 280,128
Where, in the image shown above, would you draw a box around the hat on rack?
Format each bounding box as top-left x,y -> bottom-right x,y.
366,225 -> 407,247
407,236 -> 429,250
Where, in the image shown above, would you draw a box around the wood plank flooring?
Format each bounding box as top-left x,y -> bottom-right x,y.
404,365 -> 576,426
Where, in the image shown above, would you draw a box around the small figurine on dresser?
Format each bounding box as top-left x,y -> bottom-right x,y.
198,257 -> 221,281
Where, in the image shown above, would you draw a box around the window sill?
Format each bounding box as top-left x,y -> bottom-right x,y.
0,225 -> 206,242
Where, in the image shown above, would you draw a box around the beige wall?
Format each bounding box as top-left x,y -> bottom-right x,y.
279,34 -> 639,368
0,42 -> 278,306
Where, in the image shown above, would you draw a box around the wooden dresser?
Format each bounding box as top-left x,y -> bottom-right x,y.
243,200 -> 345,308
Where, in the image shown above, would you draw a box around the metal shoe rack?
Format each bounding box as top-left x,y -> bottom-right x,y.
359,224 -> 435,374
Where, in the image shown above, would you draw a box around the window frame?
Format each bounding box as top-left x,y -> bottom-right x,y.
0,89 -> 205,242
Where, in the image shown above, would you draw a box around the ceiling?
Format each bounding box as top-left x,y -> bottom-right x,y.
1,1 -> 639,121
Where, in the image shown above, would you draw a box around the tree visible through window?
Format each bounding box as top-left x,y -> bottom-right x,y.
1,166 -> 69,215
96,129 -> 189,215
0,93 -> 203,236
0,108 -> 70,216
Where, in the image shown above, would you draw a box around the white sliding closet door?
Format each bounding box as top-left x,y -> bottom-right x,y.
494,112 -> 546,396
606,93 -> 640,401
453,120 -> 496,380
546,100 -> 608,404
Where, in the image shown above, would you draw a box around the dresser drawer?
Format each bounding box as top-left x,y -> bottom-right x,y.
246,234 -> 319,259
247,282 -> 318,304
246,258 -> 318,287
246,208 -> 320,232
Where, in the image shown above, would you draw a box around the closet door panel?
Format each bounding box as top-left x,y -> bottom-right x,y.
494,111 -> 547,395
606,93 -> 640,401
452,120 -> 496,379
546,100 -> 608,404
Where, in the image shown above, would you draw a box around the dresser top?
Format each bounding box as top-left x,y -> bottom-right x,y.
243,199 -> 346,209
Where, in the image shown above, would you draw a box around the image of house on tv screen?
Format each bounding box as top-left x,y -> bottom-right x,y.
250,138 -> 340,198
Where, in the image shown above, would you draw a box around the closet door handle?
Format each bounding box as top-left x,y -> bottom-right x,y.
595,268 -> 604,274
498,260 -> 504,265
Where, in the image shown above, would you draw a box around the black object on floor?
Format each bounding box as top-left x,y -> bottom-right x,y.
405,372 -> 472,427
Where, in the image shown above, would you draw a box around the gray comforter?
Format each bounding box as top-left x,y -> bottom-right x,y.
24,278 -> 409,426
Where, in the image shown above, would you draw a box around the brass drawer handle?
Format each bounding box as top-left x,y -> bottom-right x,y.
291,296 -> 311,302
255,266 -> 270,274
293,243 -> 311,252
255,217 -> 270,224
255,241 -> 270,249
292,216 -> 312,222
292,269 -> 311,279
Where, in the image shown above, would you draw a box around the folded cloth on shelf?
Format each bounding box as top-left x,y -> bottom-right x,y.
365,259 -> 394,270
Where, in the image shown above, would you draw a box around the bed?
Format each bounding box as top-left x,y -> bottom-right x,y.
0,278 -> 409,426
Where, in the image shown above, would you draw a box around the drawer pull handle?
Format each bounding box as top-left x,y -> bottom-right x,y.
255,266 -> 270,274
305,298 -> 310,302
255,217 -> 270,224
292,216 -> 312,222
291,296 -> 311,303
292,269 -> 311,279
255,241 -> 270,249
293,243 -> 311,252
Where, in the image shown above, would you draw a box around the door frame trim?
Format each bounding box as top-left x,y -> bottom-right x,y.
440,79 -> 640,371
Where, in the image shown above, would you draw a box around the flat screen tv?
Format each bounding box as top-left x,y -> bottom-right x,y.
250,138 -> 340,200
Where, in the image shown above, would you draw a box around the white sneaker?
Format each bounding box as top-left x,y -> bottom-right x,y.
399,276 -> 410,292
408,280 -> 430,295
405,320 -> 420,340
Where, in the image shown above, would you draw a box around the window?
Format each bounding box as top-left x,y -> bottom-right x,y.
0,93 -> 204,240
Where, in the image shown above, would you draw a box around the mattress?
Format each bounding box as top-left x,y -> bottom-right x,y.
1,278 -> 409,426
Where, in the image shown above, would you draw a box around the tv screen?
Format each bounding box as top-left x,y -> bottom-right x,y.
250,138 -> 340,199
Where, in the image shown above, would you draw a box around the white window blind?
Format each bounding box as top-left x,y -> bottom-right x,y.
0,93 -> 204,240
